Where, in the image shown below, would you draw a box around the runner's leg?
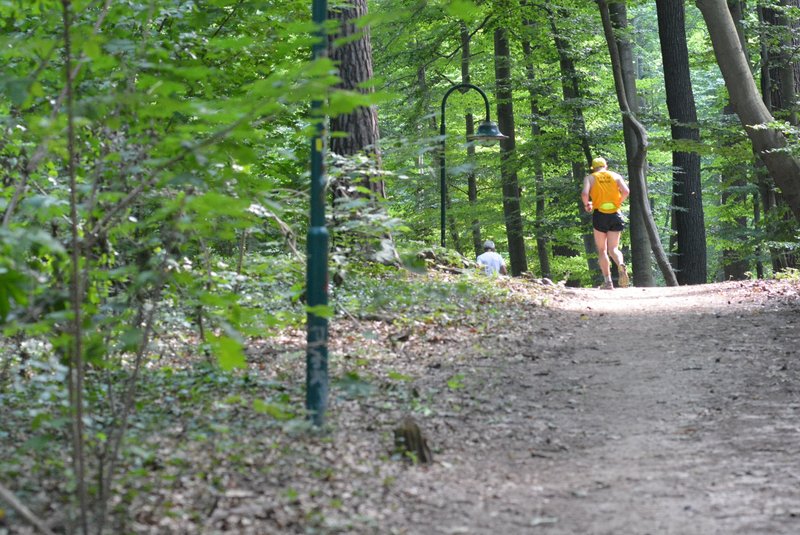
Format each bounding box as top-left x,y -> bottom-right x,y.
607,230 -> 623,267
593,229 -> 611,280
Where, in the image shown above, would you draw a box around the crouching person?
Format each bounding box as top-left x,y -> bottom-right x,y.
476,240 -> 507,276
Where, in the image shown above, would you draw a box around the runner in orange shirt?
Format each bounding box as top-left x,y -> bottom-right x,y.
581,157 -> 630,289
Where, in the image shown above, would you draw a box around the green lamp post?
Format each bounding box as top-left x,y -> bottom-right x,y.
306,0 -> 329,427
439,83 -> 507,248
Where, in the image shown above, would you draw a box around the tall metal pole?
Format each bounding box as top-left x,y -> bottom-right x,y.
439,83 -> 495,248
440,104 -> 447,248
306,0 -> 329,426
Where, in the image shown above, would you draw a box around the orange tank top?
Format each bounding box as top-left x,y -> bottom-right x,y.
589,171 -> 622,214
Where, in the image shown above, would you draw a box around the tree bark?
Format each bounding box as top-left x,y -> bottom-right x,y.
461,22 -> 483,259
609,2 -> 655,287
61,2 -> 90,531
656,0 -> 708,284
757,2 -> 799,271
696,0 -> 800,220
522,27 -> 552,279
761,1 -> 798,125
548,8 -> 600,285
720,0 -> 751,281
598,0 -> 679,286
493,27 -> 528,276
328,0 -> 384,197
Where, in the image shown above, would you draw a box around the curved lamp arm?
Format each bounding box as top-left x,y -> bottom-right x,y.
438,83 -> 506,248
440,83 -> 494,139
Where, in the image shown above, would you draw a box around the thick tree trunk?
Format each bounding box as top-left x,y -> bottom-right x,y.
696,0 -> 800,220
598,0 -> 678,286
656,0 -> 707,285
493,27 -> 528,276
522,26 -> 552,279
461,22 -> 483,259
609,2 -> 655,287
328,0 -> 384,197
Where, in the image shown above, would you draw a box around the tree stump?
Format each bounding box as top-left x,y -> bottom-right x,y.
393,416 -> 433,465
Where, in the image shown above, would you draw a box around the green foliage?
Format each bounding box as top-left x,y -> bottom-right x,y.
774,267 -> 799,281
0,0 -> 351,527
446,373 -> 465,391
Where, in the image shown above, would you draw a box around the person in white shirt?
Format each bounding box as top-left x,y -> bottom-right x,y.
476,240 -> 507,276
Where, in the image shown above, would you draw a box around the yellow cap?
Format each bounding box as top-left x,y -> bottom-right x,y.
591,157 -> 607,170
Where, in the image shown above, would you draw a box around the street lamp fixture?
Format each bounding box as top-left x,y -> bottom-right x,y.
440,83 -> 507,248
468,119 -> 506,144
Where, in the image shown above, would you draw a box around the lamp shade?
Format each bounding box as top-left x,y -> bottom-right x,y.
467,120 -> 508,143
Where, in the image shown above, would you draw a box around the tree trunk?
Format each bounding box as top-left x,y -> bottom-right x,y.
757,3 -> 799,271
598,0 -> 679,286
461,22 -> 483,259
656,0 -> 707,284
493,27 -> 528,276
521,25 -> 552,279
761,1 -> 798,126
328,0 -> 384,197
719,0 -> 751,281
609,2 -> 655,287
696,0 -> 800,220
548,9 -> 600,285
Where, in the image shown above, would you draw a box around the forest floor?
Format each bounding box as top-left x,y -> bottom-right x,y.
366,278 -> 800,535
4,276 -> 800,534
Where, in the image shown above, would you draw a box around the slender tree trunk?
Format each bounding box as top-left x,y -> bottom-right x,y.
696,0 -> 800,220
61,1 -> 89,531
598,0 -> 679,286
521,29 -> 552,279
548,8 -> 600,285
753,192 -> 765,278
493,27 -> 528,276
656,0 -> 707,284
328,0 -> 384,197
609,2 -> 655,287
719,0 -> 751,280
761,0 -> 798,126
461,22 -> 483,259
758,2 -> 799,271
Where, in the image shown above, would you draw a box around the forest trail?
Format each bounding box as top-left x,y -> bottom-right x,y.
381,280 -> 800,535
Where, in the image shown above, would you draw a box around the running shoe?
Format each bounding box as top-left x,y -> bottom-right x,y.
600,280 -> 614,290
618,264 -> 629,288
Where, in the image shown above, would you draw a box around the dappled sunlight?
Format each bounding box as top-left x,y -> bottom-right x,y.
553,280 -> 800,315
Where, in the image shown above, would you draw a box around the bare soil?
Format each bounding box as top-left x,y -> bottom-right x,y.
375,280 -> 800,535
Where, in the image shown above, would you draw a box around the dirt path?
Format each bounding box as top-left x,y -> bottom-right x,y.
383,281 -> 800,535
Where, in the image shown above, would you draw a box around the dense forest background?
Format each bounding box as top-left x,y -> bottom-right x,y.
1,0 -> 799,533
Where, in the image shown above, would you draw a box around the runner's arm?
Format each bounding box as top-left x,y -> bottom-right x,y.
581,175 -> 593,212
616,175 -> 630,206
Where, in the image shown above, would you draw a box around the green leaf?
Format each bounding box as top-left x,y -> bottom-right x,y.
0,267 -> 27,322
3,78 -> 30,106
82,39 -> 102,60
209,335 -> 246,371
252,399 -> 296,420
388,371 -> 412,382
445,0 -> 481,22
447,373 -> 465,390
305,304 -> 334,318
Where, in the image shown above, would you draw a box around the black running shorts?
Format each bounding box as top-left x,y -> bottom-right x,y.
592,210 -> 625,233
